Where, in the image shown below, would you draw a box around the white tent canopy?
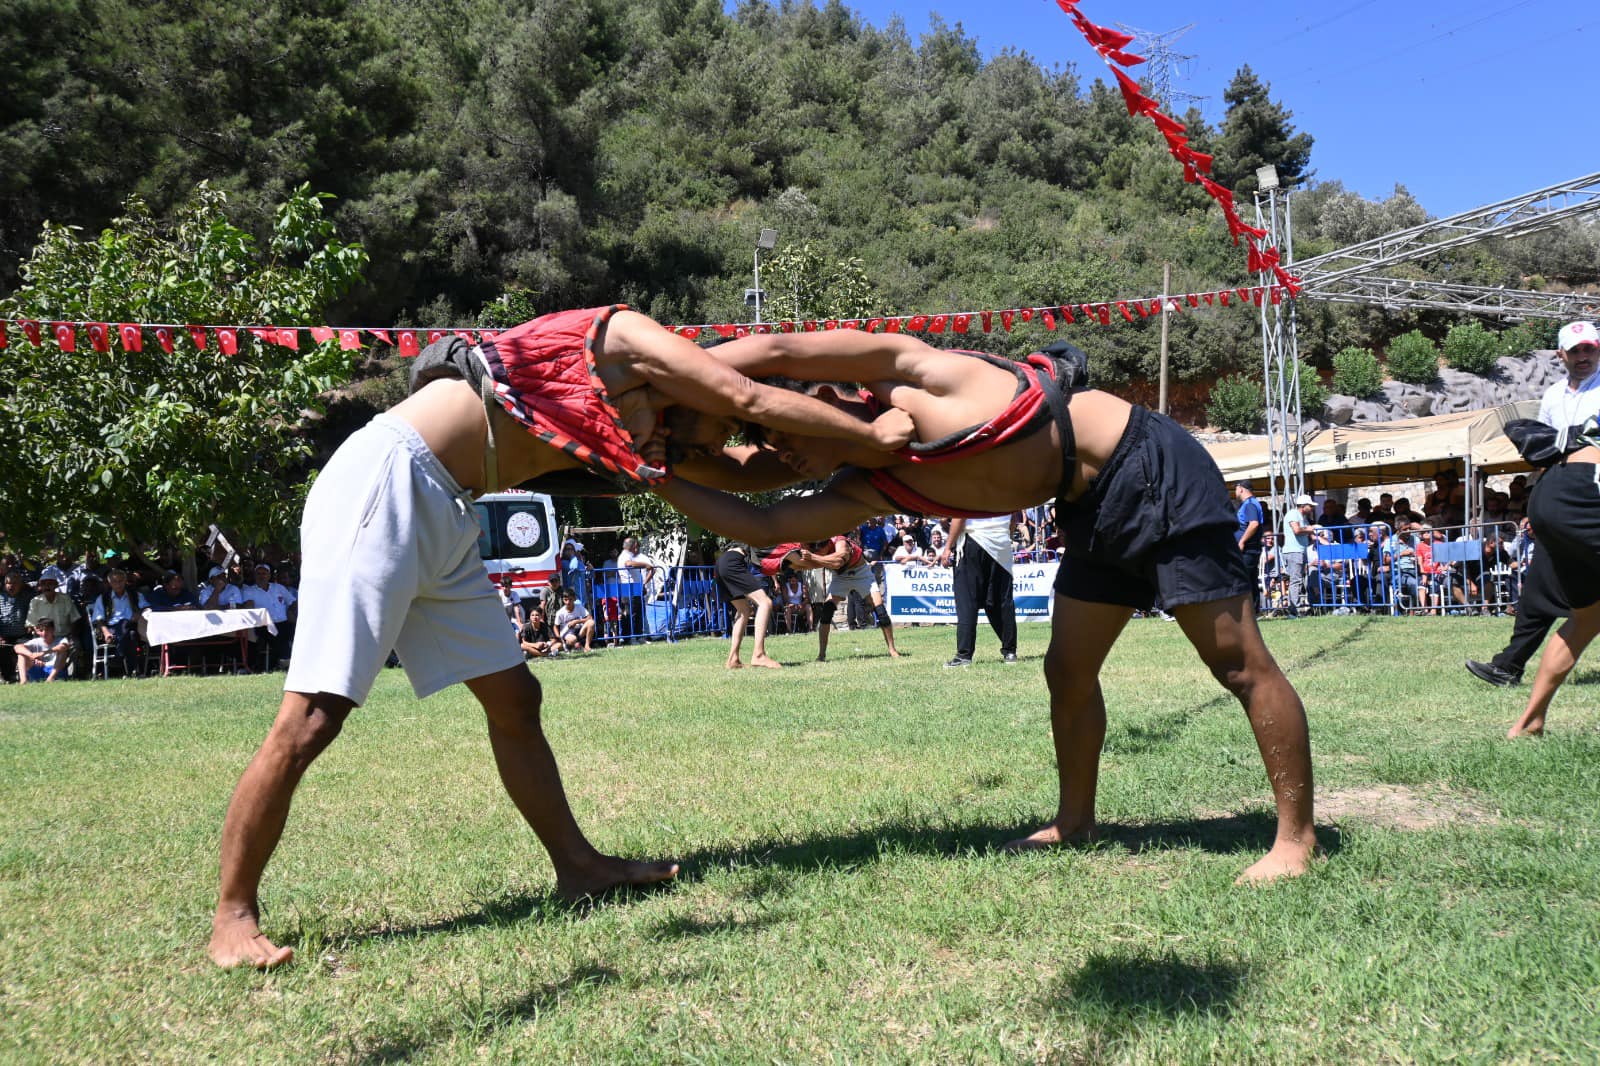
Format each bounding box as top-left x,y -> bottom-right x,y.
1205,400 -> 1539,493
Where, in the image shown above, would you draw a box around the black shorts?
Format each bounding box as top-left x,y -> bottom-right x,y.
715,550 -> 768,601
1528,462 -> 1600,609
1054,405 -> 1251,610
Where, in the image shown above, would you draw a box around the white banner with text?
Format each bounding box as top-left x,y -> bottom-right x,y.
881,562 -> 1058,624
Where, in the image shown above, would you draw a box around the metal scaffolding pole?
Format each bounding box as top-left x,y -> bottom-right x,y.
1256,171 -> 1305,532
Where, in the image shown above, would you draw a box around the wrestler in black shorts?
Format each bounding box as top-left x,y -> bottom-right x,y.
714,547 -> 768,601
1054,405 -> 1252,609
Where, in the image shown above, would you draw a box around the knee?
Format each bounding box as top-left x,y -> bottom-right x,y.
483,673 -> 544,732
272,702 -> 349,770
1043,654 -> 1098,704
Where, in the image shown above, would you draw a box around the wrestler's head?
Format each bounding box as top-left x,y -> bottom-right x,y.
741,377 -> 872,480
660,406 -> 741,457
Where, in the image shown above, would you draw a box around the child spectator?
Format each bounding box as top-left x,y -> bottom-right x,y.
519,606 -> 558,659
15,618 -> 67,683
554,588 -> 596,652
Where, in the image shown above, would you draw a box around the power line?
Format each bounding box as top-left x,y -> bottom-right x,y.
1114,22 -> 1206,111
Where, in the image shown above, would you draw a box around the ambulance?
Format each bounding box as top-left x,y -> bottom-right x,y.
473,490 -> 560,594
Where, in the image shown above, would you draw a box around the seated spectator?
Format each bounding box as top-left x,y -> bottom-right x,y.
1389,526 -> 1423,611
519,606 -> 558,659
1318,497 -> 1350,529
25,566 -> 82,676
891,534 -> 930,565
145,569 -> 199,612
927,523 -> 948,559
1392,498 -> 1418,527
0,569 -> 33,683
198,566 -> 245,610
783,571 -> 808,633
553,588 -> 596,652
91,568 -> 149,677
240,563 -> 297,669
1370,494 -> 1395,526
15,618 -> 69,684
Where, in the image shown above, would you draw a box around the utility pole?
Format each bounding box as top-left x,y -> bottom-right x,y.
1158,261 -> 1172,415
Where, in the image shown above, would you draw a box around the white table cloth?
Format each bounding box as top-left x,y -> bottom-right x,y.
143,608 -> 276,646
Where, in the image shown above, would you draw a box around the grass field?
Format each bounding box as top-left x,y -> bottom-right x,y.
3,617 -> 1599,1063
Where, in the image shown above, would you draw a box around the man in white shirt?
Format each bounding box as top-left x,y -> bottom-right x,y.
91,567 -> 149,677
553,588 -> 595,652
614,536 -> 655,641
1537,320 -> 1600,432
199,567 -> 246,610
242,563 -> 297,669
939,514 -> 1019,666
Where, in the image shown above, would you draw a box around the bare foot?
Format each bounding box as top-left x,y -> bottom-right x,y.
726,659 -> 743,670
750,655 -> 782,669
815,654 -> 827,663
1507,720 -> 1545,739
1002,821 -> 1098,853
1235,840 -> 1316,884
887,650 -> 902,658
209,912 -> 294,969
556,854 -> 679,901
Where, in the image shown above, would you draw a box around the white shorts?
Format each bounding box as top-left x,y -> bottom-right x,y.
829,564 -> 878,601
285,414 -> 523,704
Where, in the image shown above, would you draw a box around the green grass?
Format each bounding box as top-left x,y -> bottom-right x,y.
3,617 -> 1599,1063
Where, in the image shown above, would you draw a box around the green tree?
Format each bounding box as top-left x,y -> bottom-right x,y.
1384,329 -> 1440,385
0,184 -> 366,552
1442,320 -> 1501,376
1212,65 -> 1314,194
1206,374 -> 1265,432
760,241 -> 883,322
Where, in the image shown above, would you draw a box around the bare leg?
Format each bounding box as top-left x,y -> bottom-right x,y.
1006,596 -> 1134,851
748,590 -> 781,669
871,591 -> 901,658
1172,595 -> 1316,883
466,666 -> 678,897
726,597 -> 752,668
1509,603 -> 1600,738
210,691 -> 354,968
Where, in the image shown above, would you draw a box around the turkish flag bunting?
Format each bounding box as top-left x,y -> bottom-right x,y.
1096,304 -> 1112,326
842,320 -> 860,330
275,328 -> 299,350
450,330 -> 472,344
397,330 -> 420,356
981,311 -> 993,332
884,318 -> 901,333
1252,287 -> 1264,306
87,323 -> 110,353
1219,291 -> 1231,307
735,327 -> 750,338
217,328 -> 239,355
339,330 -> 362,351
753,323 -> 773,334
1000,310 -> 1015,331
928,315 -> 946,333
903,315 -> 926,332
1236,288 -> 1251,302
1040,309 -> 1055,330
480,330 -> 500,343
779,321 -> 795,333
1271,287 -> 1283,305
187,325 -> 208,350
1187,149 -> 1213,174
369,329 -> 392,345
154,326 -> 175,353
23,320 -> 42,346
801,320 -> 817,332
1112,68 -> 1152,117
310,327 -> 335,344
1203,292 -> 1215,306
1020,308 -> 1034,322
681,327 -> 702,339
1055,0 -> 1078,14
713,324 -> 737,338
248,328 -> 274,347
1059,306 -> 1075,325
0,322 -> 6,349
1150,112 -> 1184,136
118,323 -> 142,352
1078,18 -> 1135,51
1104,48 -> 1145,67
1116,302 -> 1134,323
53,322 -> 76,352
421,330 -> 441,345
1136,302 -> 1150,318
953,314 -> 971,333
864,319 -> 882,333
824,320 -> 839,330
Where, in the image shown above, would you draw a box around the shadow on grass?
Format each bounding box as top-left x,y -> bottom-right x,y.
352,963 -> 619,1064
1047,950 -> 1249,1033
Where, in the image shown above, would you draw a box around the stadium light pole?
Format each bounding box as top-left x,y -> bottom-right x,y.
749,228 -> 778,324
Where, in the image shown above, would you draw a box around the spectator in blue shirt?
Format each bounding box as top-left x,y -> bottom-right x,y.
1234,482 -> 1265,609
858,516 -> 889,561
91,568 -> 149,677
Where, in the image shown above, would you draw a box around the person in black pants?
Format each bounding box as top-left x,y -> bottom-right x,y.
940,515 -> 1018,667
1234,482 -> 1265,610
1466,543 -> 1567,687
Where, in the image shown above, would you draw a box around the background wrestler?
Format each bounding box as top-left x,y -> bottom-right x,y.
208,315 -> 909,970
658,330 -> 1317,882
796,534 -> 900,661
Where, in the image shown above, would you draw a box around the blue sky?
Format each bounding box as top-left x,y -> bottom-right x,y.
829,0 -> 1596,218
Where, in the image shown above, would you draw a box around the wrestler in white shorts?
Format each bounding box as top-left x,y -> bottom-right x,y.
285,414 -> 523,704
828,563 -> 879,602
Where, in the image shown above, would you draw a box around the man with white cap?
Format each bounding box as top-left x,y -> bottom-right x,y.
1277,495 -> 1317,618
25,566 -> 82,664
198,567 -> 246,610
1537,321 -> 1600,431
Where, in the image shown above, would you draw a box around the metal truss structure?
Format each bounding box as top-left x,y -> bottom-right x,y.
1254,182 -> 1304,529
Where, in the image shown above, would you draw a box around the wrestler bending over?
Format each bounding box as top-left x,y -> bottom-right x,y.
211,308 -> 911,969
658,329 -> 1317,883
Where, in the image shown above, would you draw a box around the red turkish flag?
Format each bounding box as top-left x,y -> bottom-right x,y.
479,330 -> 499,343
1022,308 -> 1036,322
1150,111 -> 1184,136
863,320 -> 882,333
22,320 -> 42,346
1042,309 -> 1056,331
154,326 -> 175,353
427,330 -> 445,344
455,330 -> 476,344
1187,293 -> 1200,309
884,318 -> 902,333
755,323 -> 774,334
928,315 -> 946,333
248,328 -> 274,347
1116,302 -> 1134,323
398,331 -> 420,357
310,327 -> 335,344
117,323 -> 142,352
1203,292 -> 1215,307
52,322 -> 76,352
1136,302 -> 1151,318
1059,306 -> 1075,324
217,328 -> 239,355
1104,48 -> 1145,67
87,322 -> 110,352
954,314 -> 971,333
1000,310 -> 1014,332
679,327 -> 701,339
1252,287 -> 1265,306
276,328 -> 299,350
801,320 -> 817,332
842,320 -> 860,330
713,324 -> 737,338
339,330 -> 362,351
1112,68 -> 1153,118
1094,304 -> 1110,326
906,315 -> 929,332
187,325 -> 208,350
1236,288 -> 1251,303
981,311 -> 993,332
1219,291 -> 1231,308
370,329 -> 392,346
0,322 -> 6,349
1270,286 -> 1283,305
734,327 -> 750,338
822,320 -> 838,330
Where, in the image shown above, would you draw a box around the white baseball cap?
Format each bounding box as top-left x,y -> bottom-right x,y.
1295,494 -> 1315,507
1558,321 -> 1598,350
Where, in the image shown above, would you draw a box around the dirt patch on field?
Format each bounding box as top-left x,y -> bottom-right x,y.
1316,783 -> 1500,830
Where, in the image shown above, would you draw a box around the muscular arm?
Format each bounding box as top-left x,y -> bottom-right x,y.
672,446 -> 808,492
655,471 -> 890,546
709,330 -> 930,382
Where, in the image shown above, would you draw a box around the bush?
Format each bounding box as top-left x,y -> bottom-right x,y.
1331,346 -> 1384,397
1442,321 -> 1501,375
1206,374 -> 1265,432
1295,359 -> 1330,417
1497,320 -> 1559,356
1385,330 -> 1440,384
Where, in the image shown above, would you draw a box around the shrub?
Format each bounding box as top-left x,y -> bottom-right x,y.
1295,359 -> 1330,417
1385,329 -> 1440,384
1442,321 -> 1501,375
1497,320 -> 1559,356
1206,374 -> 1265,433
1331,346 -> 1384,397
